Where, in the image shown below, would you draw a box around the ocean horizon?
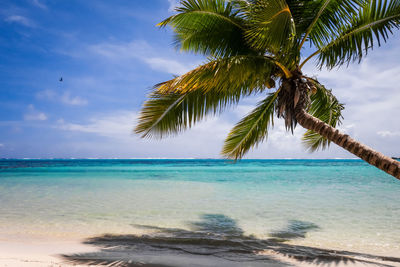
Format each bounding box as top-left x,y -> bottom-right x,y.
0,157 -> 361,160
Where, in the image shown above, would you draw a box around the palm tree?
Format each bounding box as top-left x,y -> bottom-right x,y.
135,0 -> 400,180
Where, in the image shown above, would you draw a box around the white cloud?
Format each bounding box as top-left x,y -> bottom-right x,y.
144,57 -> 193,76
167,0 -> 179,12
36,89 -> 57,100
231,104 -> 254,117
268,123 -> 304,152
32,0 -> 47,9
305,61 -> 400,107
24,105 -> 47,121
55,110 -> 233,158
377,131 -> 400,138
5,15 -> 35,27
24,112 -> 47,121
61,91 -> 88,106
89,40 -> 198,75
57,110 -> 231,141
57,111 -> 135,138
36,90 -> 88,106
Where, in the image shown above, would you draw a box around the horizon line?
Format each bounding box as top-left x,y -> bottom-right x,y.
0,157 -> 360,160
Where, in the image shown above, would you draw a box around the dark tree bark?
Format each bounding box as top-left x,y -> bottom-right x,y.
296,109 -> 400,180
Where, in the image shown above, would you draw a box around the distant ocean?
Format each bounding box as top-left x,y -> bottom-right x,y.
0,159 -> 399,258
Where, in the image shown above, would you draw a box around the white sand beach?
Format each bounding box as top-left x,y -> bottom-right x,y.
0,239 -> 94,267
1,236 -> 400,267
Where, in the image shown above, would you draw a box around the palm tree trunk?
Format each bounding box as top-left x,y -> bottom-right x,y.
296,109 -> 400,180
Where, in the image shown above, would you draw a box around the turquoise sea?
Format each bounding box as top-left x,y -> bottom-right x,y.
0,159 -> 399,261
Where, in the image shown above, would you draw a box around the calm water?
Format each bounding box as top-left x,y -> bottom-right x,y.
0,159 -> 399,256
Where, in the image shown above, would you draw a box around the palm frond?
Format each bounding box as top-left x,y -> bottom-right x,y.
156,55 -> 280,95
286,0 -> 323,35
135,90 -> 242,138
302,80 -> 344,151
158,0 -> 253,57
301,0 -> 363,49
222,91 -> 279,159
135,55 -> 283,138
315,0 -> 400,68
244,0 -> 296,54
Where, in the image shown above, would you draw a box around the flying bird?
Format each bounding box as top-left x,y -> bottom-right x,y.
59,77 -> 63,82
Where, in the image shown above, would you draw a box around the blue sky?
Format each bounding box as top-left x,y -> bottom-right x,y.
1,0 -> 399,159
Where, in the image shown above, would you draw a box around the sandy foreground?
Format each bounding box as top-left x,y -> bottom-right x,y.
0,238 -> 399,267
0,239 -> 95,267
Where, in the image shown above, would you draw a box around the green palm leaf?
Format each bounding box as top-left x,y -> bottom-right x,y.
158,0 -> 253,57
222,91 -> 279,159
157,55 -> 280,95
315,0 -> 400,68
302,80 -> 344,151
285,0 -> 322,34
301,0 -> 362,48
244,0 -> 296,53
135,90 -> 241,138
136,55 -> 280,138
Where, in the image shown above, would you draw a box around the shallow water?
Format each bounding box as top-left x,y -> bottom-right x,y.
0,159 -> 399,257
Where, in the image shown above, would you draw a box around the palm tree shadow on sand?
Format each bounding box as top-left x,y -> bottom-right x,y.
62,214 -> 400,267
